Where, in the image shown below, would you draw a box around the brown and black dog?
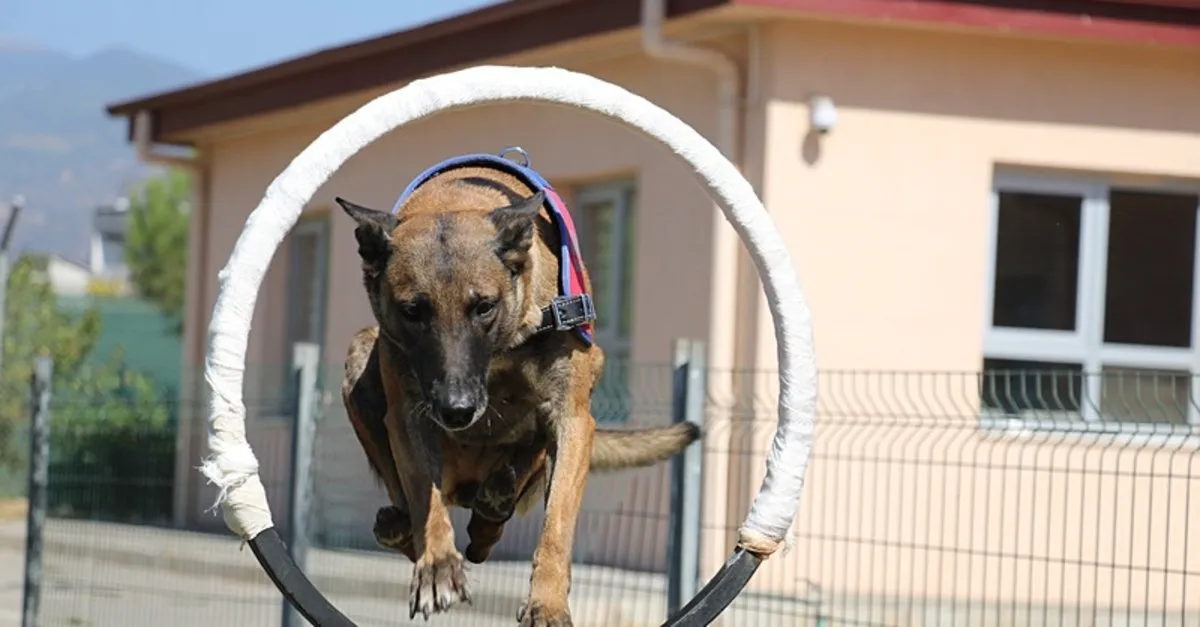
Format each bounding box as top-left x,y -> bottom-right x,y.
335,162 -> 701,626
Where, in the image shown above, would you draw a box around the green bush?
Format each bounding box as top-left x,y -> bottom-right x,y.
0,254 -> 178,522
46,356 -> 176,524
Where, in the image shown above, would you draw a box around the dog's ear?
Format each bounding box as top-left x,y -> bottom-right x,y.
336,197 -> 397,271
489,190 -> 544,273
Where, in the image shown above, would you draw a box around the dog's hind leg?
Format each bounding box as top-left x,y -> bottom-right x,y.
465,446 -> 546,563
374,504 -> 416,560
464,508 -> 507,565
343,327 -> 416,558
343,329 -> 402,497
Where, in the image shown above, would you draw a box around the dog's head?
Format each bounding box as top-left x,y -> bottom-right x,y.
335,188 -> 544,432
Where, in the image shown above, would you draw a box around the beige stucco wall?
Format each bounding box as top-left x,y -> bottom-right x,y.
730,18 -> 1200,615
168,11 -> 1200,617
174,43 -> 740,573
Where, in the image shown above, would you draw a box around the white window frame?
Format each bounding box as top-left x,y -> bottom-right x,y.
573,180 -> 635,358
982,169 -> 1200,437
277,215 -> 330,417
573,180 -> 636,423
285,216 -> 331,355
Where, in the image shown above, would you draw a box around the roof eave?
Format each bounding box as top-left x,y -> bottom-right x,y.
105,0 -> 734,140
737,0 -> 1200,49
108,0 -> 1200,144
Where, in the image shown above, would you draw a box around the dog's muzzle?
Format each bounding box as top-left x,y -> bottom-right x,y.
430,380 -> 486,431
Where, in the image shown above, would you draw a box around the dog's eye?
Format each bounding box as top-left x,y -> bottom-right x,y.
473,300 -> 497,318
398,301 -> 430,323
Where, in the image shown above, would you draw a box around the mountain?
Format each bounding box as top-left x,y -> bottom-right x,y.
0,44 -> 203,264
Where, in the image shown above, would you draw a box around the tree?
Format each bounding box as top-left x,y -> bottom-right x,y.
0,255 -> 175,521
0,255 -> 102,469
124,168 -> 191,334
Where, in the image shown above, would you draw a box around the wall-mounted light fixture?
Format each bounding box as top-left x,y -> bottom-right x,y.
808,94 -> 838,135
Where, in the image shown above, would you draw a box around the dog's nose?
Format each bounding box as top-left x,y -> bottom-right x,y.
437,391 -> 479,429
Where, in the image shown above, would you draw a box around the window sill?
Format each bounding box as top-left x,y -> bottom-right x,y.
253,411 -> 294,423
978,411 -> 1200,447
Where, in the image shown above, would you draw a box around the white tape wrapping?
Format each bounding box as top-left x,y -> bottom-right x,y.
200,65 -> 817,550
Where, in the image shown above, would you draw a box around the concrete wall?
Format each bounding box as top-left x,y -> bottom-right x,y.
170,9 -> 1200,612
735,17 -> 1200,608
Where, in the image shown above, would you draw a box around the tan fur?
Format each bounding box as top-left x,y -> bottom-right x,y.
336,165 -> 701,626
590,423 -> 701,471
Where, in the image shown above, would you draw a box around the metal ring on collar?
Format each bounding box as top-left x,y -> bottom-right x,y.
498,145 -> 532,167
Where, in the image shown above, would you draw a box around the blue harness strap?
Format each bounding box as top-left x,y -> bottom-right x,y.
391,149 -> 596,346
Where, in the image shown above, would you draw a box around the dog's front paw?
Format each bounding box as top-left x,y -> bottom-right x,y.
409,552 -> 472,620
517,601 -> 572,627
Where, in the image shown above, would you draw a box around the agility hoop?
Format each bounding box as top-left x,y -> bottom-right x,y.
199,65 -> 818,626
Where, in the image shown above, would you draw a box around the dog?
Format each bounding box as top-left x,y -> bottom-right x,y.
335,152 -> 701,626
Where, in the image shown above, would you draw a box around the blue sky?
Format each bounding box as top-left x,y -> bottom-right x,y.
0,0 -> 503,77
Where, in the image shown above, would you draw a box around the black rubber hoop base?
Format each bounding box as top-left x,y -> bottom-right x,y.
249,527 -> 355,627
662,548 -> 763,626
248,525 -> 761,626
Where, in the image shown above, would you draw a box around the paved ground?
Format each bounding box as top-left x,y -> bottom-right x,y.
10,517 -> 1192,626
0,548 -> 25,626
0,518 -> 687,627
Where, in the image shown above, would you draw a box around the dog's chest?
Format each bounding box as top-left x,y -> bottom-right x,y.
453,403 -> 541,446
446,364 -> 562,447
458,391 -> 549,446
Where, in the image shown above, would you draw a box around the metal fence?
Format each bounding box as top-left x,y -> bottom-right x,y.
8,342 -> 1200,626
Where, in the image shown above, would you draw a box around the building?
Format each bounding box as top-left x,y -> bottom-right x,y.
89,198 -> 132,290
106,0 -> 1200,618
44,200 -> 136,297
43,254 -> 92,297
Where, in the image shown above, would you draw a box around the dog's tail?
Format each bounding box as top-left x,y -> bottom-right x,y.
513,422 -> 702,516
590,422 -> 702,472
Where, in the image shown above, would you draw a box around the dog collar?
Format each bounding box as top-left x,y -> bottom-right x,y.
391,147 -> 596,347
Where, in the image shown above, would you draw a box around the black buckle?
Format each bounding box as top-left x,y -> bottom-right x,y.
550,294 -> 596,331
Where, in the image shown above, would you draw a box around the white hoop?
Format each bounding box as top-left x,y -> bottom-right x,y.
199,64 -> 817,555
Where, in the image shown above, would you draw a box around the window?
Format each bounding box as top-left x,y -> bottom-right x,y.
280,216 -> 330,416
100,234 -> 126,274
982,172 -> 1200,428
573,181 -> 636,423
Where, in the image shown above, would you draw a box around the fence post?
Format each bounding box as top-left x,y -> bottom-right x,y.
282,342 -> 320,627
666,338 -> 705,616
22,356 -> 52,627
